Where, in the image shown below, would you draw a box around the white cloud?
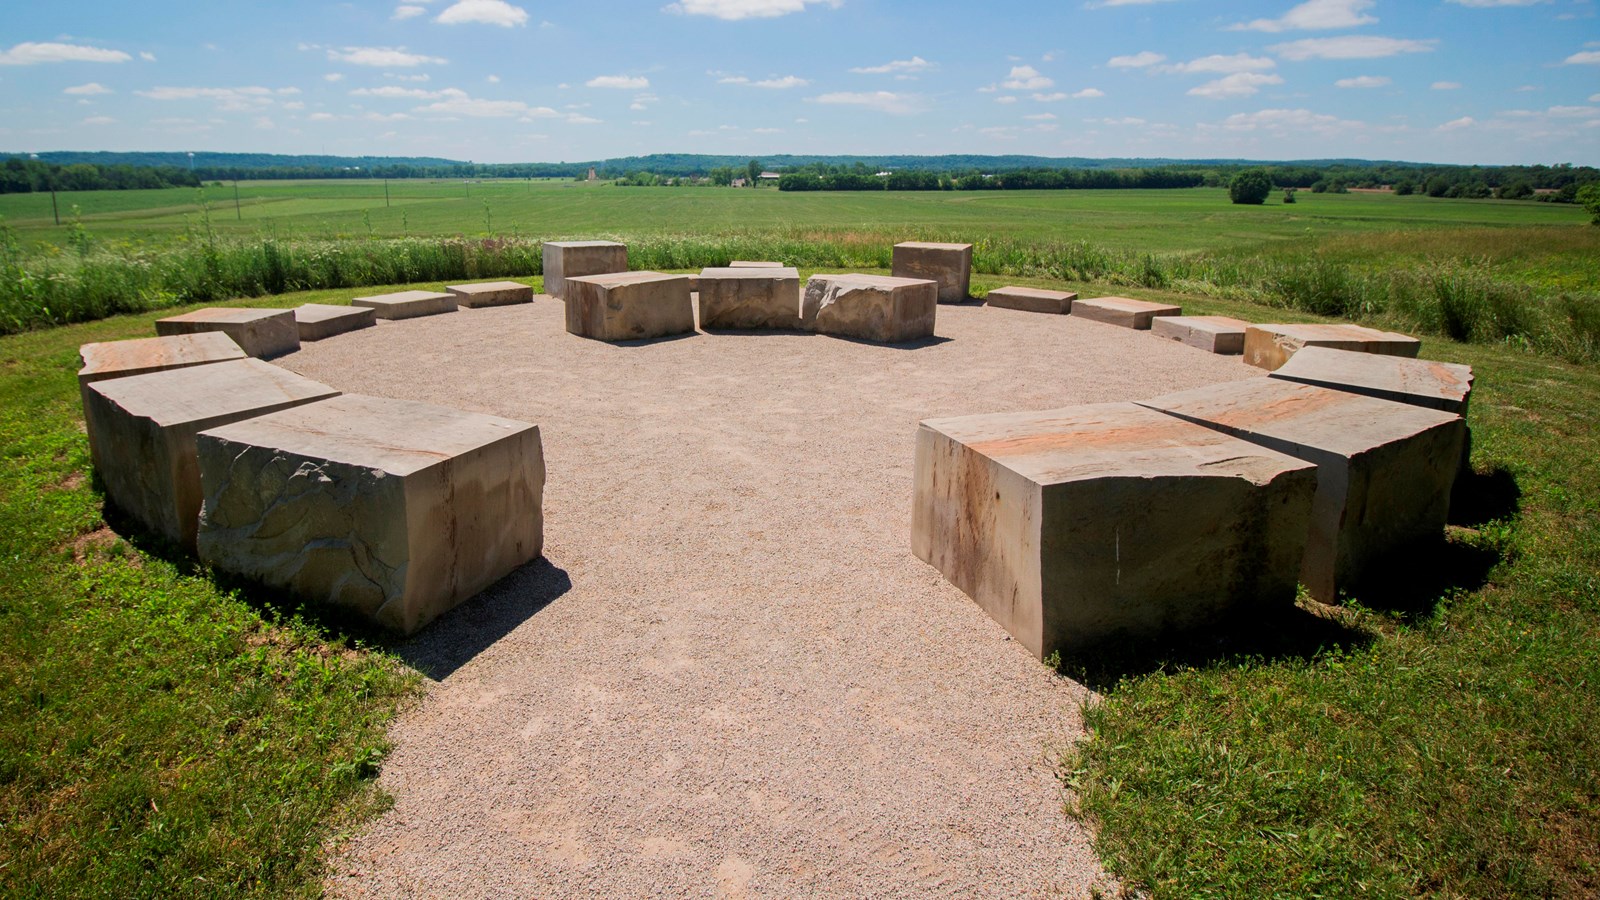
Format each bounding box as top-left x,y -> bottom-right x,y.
352,85 -> 447,99
139,52 -> 156,62
1032,92 -> 1069,102
1335,75 -> 1391,88
1591,93 -> 1600,102
812,91 -> 921,115
1545,105 -> 1600,117
327,46 -> 447,67
436,0 -> 530,27
1024,113 -> 1057,120
1271,36 -> 1437,60
1232,0 -> 1377,33
1002,65 -> 1053,90
1108,51 -> 1165,68
1447,0 -> 1545,5
388,73 -> 431,82
1564,50 -> 1600,64
0,42 -> 132,66
64,82 -> 112,95
665,0 -> 841,20
253,116 -> 275,130
1438,115 -> 1475,130
1218,107 -> 1363,135
1072,88 -> 1105,98
393,4 -> 427,19
753,126 -> 782,133
996,95 -> 1018,104
309,112 -> 338,121
1093,116 -> 1147,125
135,86 -> 301,111
1189,72 -> 1286,98
1092,0 -> 1182,5
282,101 -> 305,110
721,74 -> 809,88
324,72 -> 345,82
566,113 -> 601,124
415,92 -> 560,117
850,56 -> 934,75
81,116 -> 115,125
1432,80 -> 1461,90
587,74 -> 649,89
487,74 -> 500,83
1160,53 -> 1277,74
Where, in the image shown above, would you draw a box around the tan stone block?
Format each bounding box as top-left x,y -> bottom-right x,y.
1151,315 -> 1249,354
984,286 -> 1076,315
294,304 -> 376,341
729,260 -> 784,268
565,271 -> 694,342
1269,347 -> 1474,415
697,267 -> 803,330
350,290 -> 457,320
1243,323 -> 1421,371
912,402 -> 1317,659
892,242 -> 973,304
78,333 -> 245,389
801,274 -> 937,344
155,307 -> 300,358
1071,297 -> 1182,330
196,394 -> 545,635
542,240 -> 627,300
447,280 -> 534,308
1138,379 -> 1466,603
687,274 -> 700,293
82,359 -> 340,548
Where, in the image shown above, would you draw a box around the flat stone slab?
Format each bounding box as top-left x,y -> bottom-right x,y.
83,359 -> 340,549
78,333 -> 245,391
985,286 -> 1076,315
729,261 -> 784,268
1070,297 -> 1182,330
543,240 -> 628,301
697,267 -> 803,330
1243,323 -> 1421,372
196,394 -> 545,636
447,281 -> 534,308
566,271 -> 694,342
350,290 -> 457,320
912,402 -> 1317,659
155,307 -> 300,359
294,304 -> 376,341
1138,379 -> 1466,603
892,242 -> 973,304
802,274 -> 937,344
1152,315 -> 1249,354
1269,347 -> 1473,415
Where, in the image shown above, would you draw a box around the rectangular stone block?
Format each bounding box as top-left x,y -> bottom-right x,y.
697,266 -> 803,330
1243,323 -> 1421,372
196,394 -> 545,636
984,286 -> 1076,315
82,359 -> 340,549
156,307 -> 300,359
1070,297 -> 1182,330
1151,315 -> 1249,354
1138,379 -> 1466,603
729,261 -> 784,268
446,280 -> 534,308
566,271 -> 695,342
687,274 -> 700,293
542,240 -> 628,300
892,242 -> 973,304
802,274 -> 937,344
295,304 -> 376,341
912,403 -> 1317,659
1268,347 -> 1474,415
350,290 -> 457,320
78,332 -> 245,389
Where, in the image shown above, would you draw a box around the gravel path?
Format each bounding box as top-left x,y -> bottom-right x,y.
287,297 -> 1260,899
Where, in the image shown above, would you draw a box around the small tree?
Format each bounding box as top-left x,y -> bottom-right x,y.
1394,179 -> 1415,196
746,159 -> 762,186
1579,183 -> 1600,225
1283,188 -> 1296,204
1229,169 -> 1272,205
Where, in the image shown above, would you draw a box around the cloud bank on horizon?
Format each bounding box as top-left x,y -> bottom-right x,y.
2,0 -> 1596,165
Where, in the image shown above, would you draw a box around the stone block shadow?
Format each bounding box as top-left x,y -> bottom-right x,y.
395,557 -> 571,681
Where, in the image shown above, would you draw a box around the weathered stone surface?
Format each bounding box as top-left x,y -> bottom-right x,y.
729,260 -> 784,268
687,274 -> 700,293
542,240 -> 628,300
1243,323 -> 1421,372
1070,297 -> 1182,330
802,274 -> 938,344
1269,346 -> 1474,415
294,304 -> 376,341
82,359 -> 340,549
1138,379 -> 1465,603
697,266 -> 803,330
984,286 -> 1076,315
350,290 -> 457,320
1152,315 -> 1249,354
78,333 -> 245,390
892,242 -> 973,304
912,402 -> 1317,659
565,271 -> 694,342
447,280 -> 534,308
196,394 -> 544,636
155,307 -> 300,359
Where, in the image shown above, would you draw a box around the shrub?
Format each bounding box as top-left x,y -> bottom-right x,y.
1229,169 -> 1272,205
1579,183 -> 1600,225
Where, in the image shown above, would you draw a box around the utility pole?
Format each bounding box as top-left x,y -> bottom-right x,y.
51,185 -> 60,226
234,180 -> 242,220
384,178 -> 391,208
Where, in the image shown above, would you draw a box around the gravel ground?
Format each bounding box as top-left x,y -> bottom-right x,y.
285,296 -> 1261,899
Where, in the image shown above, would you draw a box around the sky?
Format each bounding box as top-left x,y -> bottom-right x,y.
1,0 -> 1597,165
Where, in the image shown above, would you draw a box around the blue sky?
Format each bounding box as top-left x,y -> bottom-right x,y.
2,0 -> 1597,164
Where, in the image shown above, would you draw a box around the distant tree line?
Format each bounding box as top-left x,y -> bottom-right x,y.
1,156 -> 203,194
779,164 -> 1214,192
1215,162 -> 1596,202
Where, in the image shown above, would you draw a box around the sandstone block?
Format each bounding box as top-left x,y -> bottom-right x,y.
892,242 -> 973,304
801,274 -> 937,344
1268,347 -> 1474,415
1070,297 -> 1181,330
350,290 -> 457,320
729,261 -> 784,268
984,286 -> 1076,315
1152,315 -> 1249,354
542,240 -> 627,300
912,403 -> 1317,659
697,266 -> 803,330
1138,379 -> 1465,603
78,333 -> 245,390
687,274 -> 700,293
294,304 -> 376,341
447,280 -> 534,308
566,271 -> 694,342
1243,323 -> 1421,372
155,307 -> 300,359
196,394 -> 545,636
82,359 -> 340,549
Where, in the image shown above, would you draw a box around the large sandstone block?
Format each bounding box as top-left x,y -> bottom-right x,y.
566,271 -> 694,342
447,280 -> 534,308
729,260 -> 784,268
1138,379 -> 1466,603
985,286 -> 1076,315
542,240 -> 627,300
1070,297 -> 1182,330
295,304 -> 375,341
912,403 -> 1317,659
82,359 -> 340,549
697,266 -> 803,330
350,290 -> 457,320
801,274 -> 937,344
196,394 -> 545,636
1152,315 -> 1249,354
156,308 -> 300,359
78,333 -> 245,390
1268,347 -> 1474,415
892,242 -> 973,304
1243,323 -> 1421,372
